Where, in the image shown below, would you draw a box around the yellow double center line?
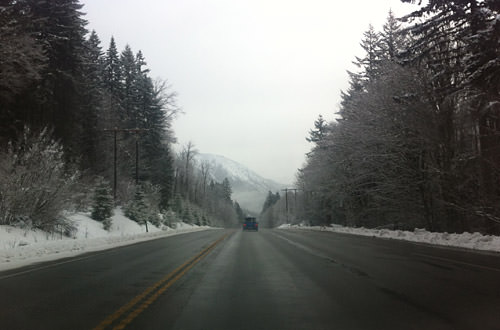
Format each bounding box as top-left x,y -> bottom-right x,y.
93,233 -> 229,330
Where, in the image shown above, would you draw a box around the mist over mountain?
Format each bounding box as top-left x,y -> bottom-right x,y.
196,154 -> 287,213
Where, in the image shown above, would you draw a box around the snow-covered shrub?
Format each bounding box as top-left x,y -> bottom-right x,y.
125,183 -> 161,227
201,214 -> 208,226
162,208 -> 177,227
181,205 -> 193,224
70,176 -> 98,212
141,182 -> 161,227
91,179 -> 114,230
193,210 -> 201,226
125,188 -> 148,224
117,180 -> 136,207
0,127 -> 78,232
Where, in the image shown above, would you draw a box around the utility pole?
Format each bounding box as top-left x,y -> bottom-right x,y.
281,188 -> 298,224
103,128 -> 149,200
282,188 -> 288,224
135,133 -> 139,184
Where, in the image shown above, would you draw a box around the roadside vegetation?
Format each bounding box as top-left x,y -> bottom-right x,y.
0,0 -> 241,234
262,2 -> 500,235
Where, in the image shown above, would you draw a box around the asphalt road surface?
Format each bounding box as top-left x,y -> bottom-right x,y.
1,228 -> 500,330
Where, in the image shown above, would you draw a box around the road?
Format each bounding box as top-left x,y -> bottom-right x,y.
1,228 -> 500,330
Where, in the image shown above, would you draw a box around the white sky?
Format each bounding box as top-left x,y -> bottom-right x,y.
81,0 -> 421,184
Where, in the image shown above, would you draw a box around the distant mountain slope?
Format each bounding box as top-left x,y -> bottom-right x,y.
196,153 -> 286,213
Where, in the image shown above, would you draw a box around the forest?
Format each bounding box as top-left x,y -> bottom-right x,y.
0,0 -> 241,232
1,0 -> 499,235
261,1 -> 500,234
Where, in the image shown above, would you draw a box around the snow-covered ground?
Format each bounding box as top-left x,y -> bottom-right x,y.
278,223 -> 500,253
0,208 -> 216,272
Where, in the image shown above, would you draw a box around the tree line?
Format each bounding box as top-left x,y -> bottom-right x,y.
0,0 -> 238,231
264,1 -> 500,234
171,142 -> 244,228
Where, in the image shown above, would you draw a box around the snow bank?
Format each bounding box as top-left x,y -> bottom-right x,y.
0,208 -> 215,272
277,223 -> 500,253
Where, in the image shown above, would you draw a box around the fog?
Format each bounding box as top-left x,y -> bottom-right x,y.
81,0 -> 420,184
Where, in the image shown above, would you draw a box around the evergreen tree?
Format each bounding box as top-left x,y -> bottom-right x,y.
202,214 -> 208,226
28,0 -> 88,160
380,10 -> 406,61
234,201 -> 245,221
1,0 -> 88,163
0,1 -> 46,136
261,191 -> 280,213
306,115 -> 327,144
103,37 -> 121,97
91,180 -> 114,230
193,210 -> 201,226
79,30 -> 105,171
83,31 -> 105,85
221,178 -> 232,202
181,204 -> 192,224
162,207 -> 176,227
172,194 -> 183,214
125,186 -> 148,224
401,0 -> 500,231
340,26 -> 383,121
353,24 -> 383,83
120,44 -> 138,125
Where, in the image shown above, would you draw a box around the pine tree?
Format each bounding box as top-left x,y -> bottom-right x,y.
172,194 -> 183,214
2,0 -> 88,164
0,1 -> 46,113
402,0 -> 500,231
380,10 -> 406,61
193,210 -> 201,226
79,30 -> 105,172
120,44 -> 138,125
201,214 -> 208,226
221,178 -> 232,202
28,0 -> 88,159
181,204 -> 192,224
162,207 -> 176,227
83,31 -> 105,90
234,201 -> 245,221
91,180 -> 114,230
353,24 -> 383,83
125,186 -> 148,224
306,115 -> 327,144
261,191 -> 280,213
339,25 -> 383,121
104,37 -> 122,97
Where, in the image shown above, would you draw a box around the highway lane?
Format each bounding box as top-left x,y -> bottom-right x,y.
129,229 -> 500,330
0,230 -> 229,330
1,228 -> 500,329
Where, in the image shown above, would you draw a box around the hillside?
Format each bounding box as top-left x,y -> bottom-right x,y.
196,153 -> 287,213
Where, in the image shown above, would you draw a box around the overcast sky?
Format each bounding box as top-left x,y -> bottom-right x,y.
81,0 -> 420,185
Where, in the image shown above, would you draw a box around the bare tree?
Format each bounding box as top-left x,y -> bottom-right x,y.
177,141 -> 198,198
200,160 -> 211,202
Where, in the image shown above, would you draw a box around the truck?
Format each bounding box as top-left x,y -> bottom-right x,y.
242,216 -> 259,231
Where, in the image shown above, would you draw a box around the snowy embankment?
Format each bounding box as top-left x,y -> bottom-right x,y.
278,223 -> 500,253
0,208 -> 215,272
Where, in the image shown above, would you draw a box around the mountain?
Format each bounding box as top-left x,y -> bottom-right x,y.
195,153 -> 287,213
